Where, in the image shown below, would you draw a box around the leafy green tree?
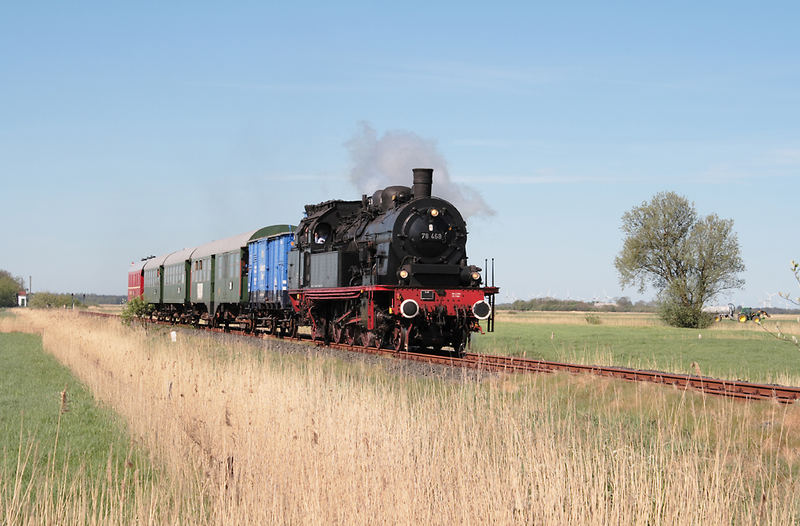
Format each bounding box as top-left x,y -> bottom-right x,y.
0,270 -> 25,307
121,296 -> 153,330
615,192 -> 745,328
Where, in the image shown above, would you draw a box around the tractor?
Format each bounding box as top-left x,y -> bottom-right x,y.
737,307 -> 770,323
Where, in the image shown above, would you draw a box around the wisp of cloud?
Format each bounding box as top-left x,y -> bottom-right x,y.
345,122 -> 495,218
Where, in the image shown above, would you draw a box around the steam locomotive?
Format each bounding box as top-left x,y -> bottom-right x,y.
128,168 -> 497,354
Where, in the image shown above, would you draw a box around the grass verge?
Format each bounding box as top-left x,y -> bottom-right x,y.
0,331 -> 175,524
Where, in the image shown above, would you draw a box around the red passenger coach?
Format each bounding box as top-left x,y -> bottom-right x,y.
127,260 -> 146,300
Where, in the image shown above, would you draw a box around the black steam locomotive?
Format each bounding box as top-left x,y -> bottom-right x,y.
288,168 -> 497,353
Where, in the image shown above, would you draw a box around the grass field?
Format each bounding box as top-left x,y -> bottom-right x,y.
0,330 -> 165,524
474,311 -> 800,385
2,309 -> 800,524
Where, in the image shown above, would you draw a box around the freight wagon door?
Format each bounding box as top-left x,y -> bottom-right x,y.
247,239 -> 268,304
278,235 -> 290,306
268,237 -> 278,303
270,234 -> 291,307
248,241 -> 257,303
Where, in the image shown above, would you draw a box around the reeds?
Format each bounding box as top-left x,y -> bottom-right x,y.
1,310 -> 799,524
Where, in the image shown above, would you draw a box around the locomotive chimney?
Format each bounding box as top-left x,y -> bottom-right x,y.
412,168 -> 433,199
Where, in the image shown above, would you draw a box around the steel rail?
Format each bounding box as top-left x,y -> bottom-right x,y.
79,311 -> 800,403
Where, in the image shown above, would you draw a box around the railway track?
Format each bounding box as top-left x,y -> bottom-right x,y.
82,310 -> 800,404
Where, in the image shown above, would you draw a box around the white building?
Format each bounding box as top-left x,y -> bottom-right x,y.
17,290 -> 27,307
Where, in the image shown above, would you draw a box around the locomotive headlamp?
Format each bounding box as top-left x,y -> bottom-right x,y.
429,208 -> 439,217
400,299 -> 420,318
472,300 -> 492,320
399,269 -> 409,279
471,271 -> 481,281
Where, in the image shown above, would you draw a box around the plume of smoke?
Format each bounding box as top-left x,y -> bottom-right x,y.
345,122 -> 495,218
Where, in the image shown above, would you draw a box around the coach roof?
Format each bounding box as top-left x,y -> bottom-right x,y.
143,252 -> 172,271
164,247 -> 197,266
249,224 -> 296,240
191,230 -> 259,260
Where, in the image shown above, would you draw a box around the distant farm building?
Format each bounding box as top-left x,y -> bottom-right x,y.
17,290 -> 27,307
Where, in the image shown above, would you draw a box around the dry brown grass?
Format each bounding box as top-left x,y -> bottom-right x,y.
2,310 -> 799,524
86,304 -> 124,315
498,310 -> 663,327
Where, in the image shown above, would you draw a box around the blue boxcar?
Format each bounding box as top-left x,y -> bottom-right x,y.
248,232 -> 294,308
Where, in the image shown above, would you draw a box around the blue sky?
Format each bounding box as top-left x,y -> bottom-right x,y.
1,2 -> 798,307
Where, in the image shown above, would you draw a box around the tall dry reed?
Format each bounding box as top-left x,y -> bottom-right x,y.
2,310 -> 799,524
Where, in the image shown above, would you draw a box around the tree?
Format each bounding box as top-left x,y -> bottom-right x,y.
764,260 -> 800,348
616,296 -> 633,311
614,192 -> 745,328
0,270 -> 25,307
121,296 -> 153,330
780,260 -> 800,308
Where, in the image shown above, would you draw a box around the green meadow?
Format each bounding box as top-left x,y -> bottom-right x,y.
474,311 -> 800,385
0,331 -> 158,520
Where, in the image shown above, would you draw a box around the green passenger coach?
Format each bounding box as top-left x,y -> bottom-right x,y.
190,230 -> 259,317
162,248 -> 193,304
130,224 -> 296,328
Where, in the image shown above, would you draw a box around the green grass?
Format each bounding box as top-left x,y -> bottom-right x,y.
0,331 -> 154,492
472,321 -> 800,384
